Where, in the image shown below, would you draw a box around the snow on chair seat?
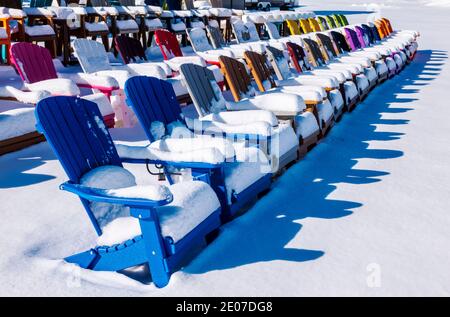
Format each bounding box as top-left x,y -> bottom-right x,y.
35,96 -> 222,288
123,75 -> 272,217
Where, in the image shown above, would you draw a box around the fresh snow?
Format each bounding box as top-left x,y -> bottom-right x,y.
1,0 -> 450,296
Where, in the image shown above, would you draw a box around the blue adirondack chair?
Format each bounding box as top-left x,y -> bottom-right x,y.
35,96 -> 222,288
123,76 -> 273,220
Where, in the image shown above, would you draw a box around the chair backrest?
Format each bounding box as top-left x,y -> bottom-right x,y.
35,96 -> 122,184
206,25 -> 225,49
73,38 -> 111,73
382,18 -> 394,33
339,14 -> 349,26
264,22 -> 281,40
369,23 -> 382,41
326,15 -> 337,29
218,55 -> 255,102
10,42 -> 58,83
317,17 -> 329,30
344,27 -> 361,50
303,38 -> 326,67
300,19 -> 312,34
354,26 -> 368,48
374,20 -> 387,39
286,20 -> 302,35
330,30 -> 351,52
124,76 -> 183,142
179,63 -> 227,116
243,50 -> 276,93
266,45 -> 293,81
244,21 -> 261,42
115,34 -> 147,64
154,29 -> 183,60
187,27 -> 214,52
316,33 -> 339,58
309,18 -> 321,32
231,20 -> 252,43
332,14 -> 343,27
286,41 -> 310,73
361,24 -> 375,45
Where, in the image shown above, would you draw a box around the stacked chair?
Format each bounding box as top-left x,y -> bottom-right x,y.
0,5 -> 420,288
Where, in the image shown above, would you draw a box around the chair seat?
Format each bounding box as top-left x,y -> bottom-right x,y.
96,181 -> 221,245
24,25 -> 55,37
85,21 -> 109,33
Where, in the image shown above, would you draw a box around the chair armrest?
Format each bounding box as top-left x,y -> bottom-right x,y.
60,182 -> 172,209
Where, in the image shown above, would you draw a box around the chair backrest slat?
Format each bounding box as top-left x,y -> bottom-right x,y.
124,76 -> 182,142
10,42 -> 58,83
36,96 -> 122,183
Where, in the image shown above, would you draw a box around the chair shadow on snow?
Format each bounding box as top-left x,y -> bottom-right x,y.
0,143 -> 56,188
179,49 -> 447,276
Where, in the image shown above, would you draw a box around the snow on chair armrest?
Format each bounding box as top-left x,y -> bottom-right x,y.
115,142 -> 228,167
60,182 -> 173,209
23,8 -> 55,18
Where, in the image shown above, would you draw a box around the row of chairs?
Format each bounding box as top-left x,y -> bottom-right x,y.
29,16 -> 418,287
0,1 -> 315,64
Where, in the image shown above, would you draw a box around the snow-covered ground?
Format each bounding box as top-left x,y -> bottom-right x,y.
1,0 -> 450,296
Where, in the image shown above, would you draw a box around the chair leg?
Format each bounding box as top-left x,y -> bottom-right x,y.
136,209 -> 171,288
45,39 -> 57,58
101,35 -> 109,52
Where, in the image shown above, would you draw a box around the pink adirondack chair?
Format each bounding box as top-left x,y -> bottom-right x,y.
10,42 -> 117,127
